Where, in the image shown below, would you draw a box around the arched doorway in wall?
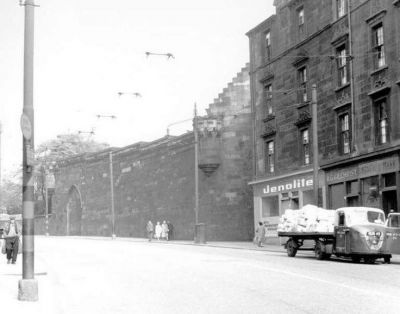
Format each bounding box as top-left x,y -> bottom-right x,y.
66,185 -> 83,236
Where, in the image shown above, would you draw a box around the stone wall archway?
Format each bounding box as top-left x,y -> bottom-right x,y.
66,185 -> 83,236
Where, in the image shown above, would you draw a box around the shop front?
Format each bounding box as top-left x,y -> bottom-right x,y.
250,170 -> 325,240
325,155 -> 400,216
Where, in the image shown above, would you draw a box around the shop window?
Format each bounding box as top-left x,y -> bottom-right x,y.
291,192 -> 300,209
382,172 -> 397,215
265,31 -> 271,61
346,180 -> 359,206
302,189 -> 314,206
281,192 -> 289,199
383,173 -> 396,188
330,183 -> 345,209
336,44 -> 349,87
298,66 -> 308,103
374,97 -> 390,145
372,23 -> 385,69
361,176 -> 380,208
262,195 -> 279,217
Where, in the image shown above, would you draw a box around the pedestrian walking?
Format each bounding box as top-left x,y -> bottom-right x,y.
161,221 -> 169,240
146,220 -> 154,242
167,221 -> 174,241
3,217 -> 20,264
155,221 -> 162,240
255,222 -> 265,247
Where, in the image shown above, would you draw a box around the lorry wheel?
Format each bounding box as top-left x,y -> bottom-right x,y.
286,239 -> 297,257
351,256 -> 361,263
364,257 -> 376,264
315,241 -> 325,260
384,256 -> 391,264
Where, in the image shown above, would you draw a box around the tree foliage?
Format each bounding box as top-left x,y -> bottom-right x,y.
1,175 -> 22,215
36,133 -> 110,163
1,133 -> 109,215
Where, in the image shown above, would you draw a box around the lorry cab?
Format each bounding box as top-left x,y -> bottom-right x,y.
386,212 -> 400,254
334,207 -> 390,263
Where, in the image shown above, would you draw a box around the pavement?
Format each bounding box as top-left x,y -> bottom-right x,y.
79,236 -> 400,262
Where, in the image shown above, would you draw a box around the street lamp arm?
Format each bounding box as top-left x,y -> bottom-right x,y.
166,118 -> 193,136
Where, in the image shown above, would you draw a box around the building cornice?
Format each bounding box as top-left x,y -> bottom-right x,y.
248,168 -> 313,185
321,146 -> 400,170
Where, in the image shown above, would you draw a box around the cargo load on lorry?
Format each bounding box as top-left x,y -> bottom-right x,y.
277,204 -> 335,233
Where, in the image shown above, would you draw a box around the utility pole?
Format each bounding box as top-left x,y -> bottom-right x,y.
311,84 -> 319,206
44,167 -> 49,236
0,121 -> 2,209
19,0 -> 38,301
194,104 -> 199,225
109,151 -> 116,239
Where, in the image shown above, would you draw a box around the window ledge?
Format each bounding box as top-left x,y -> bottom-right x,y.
296,101 -> 310,109
333,102 -> 351,111
263,114 -> 275,123
370,65 -> 388,76
368,85 -> 391,97
334,83 -> 351,93
365,9 -> 387,24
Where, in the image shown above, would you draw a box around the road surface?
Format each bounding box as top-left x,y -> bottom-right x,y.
1,237 -> 400,314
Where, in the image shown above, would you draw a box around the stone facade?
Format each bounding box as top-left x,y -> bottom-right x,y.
38,65 -> 254,241
247,0 -> 400,239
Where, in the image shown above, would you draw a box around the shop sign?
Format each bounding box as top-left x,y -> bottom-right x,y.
262,177 -> 313,195
327,156 -> 399,184
326,167 -> 358,184
265,224 -> 278,238
358,157 -> 399,178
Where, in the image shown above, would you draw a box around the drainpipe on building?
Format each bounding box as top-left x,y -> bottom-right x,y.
109,151 -> 116,239
312,85 -> 319,206
249,38 -> 257,179
347,0 -> 356,153
194,103 -> 199,225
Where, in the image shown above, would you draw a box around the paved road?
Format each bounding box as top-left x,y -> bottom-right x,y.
1,237 -> 400,314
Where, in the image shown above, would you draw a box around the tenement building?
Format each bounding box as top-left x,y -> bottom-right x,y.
38,65 -> 254,241
247,0 -> 400,239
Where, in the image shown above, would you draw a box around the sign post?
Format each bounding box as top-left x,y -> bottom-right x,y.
18,0 -> 38,302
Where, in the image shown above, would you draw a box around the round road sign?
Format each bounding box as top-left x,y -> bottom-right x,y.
20,113 -> 32,140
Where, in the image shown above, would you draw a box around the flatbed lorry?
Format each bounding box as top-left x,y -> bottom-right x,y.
278,207 -> 392,263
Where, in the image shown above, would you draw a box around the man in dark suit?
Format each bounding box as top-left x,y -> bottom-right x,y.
4,217 -> 20,264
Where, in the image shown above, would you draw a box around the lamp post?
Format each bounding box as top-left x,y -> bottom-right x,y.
109,150 -> 116,239
19,0 -> 38,302
194,104 -> 199,226
165,107 -> 202,242
95,114 -> 118,239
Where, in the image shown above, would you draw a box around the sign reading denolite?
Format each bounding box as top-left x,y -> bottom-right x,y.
263,178 -> 313,194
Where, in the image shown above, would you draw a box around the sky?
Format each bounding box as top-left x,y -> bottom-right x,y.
0,0 -> 275,176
